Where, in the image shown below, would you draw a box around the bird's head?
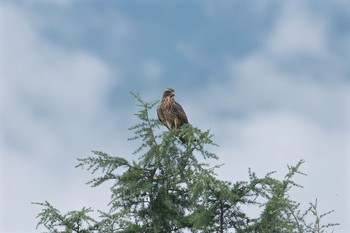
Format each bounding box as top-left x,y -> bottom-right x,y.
163,88 -> 175,98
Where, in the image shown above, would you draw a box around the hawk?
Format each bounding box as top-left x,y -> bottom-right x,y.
157,88 -> 189,142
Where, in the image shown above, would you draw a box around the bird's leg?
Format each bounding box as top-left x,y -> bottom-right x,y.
174,119 -> 179,130
166,120 -> 172,130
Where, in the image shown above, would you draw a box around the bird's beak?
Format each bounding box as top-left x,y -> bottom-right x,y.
171,91 -> 175,97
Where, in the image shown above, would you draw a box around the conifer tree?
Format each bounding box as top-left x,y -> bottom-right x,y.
34,94 -> 338,233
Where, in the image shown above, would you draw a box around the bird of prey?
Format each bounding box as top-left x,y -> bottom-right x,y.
157,88 -> 189,142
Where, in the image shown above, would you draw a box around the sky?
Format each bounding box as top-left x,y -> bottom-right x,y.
0,0 -> 349,232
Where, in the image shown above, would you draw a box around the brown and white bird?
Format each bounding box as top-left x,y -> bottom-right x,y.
157,88 -> 189,142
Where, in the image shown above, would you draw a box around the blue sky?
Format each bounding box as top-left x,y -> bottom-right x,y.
1,0 -> 349,233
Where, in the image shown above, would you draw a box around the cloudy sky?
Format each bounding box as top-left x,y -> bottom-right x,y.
0,0 -> 349,232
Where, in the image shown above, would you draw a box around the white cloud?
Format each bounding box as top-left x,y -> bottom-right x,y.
1,146 -> 111,233
266,1 -> 328,58
187,1 -> 349,231
215,111 -> 348,225
0,3 -> 124,233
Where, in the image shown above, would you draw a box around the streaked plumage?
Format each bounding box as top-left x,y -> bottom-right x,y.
157,88 -> 189,142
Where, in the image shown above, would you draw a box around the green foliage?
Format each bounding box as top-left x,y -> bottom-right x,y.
33,201 -> 98,233
34,93 -> 338,233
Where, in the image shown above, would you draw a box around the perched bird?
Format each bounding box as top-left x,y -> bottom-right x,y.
157,88 -> 189,142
